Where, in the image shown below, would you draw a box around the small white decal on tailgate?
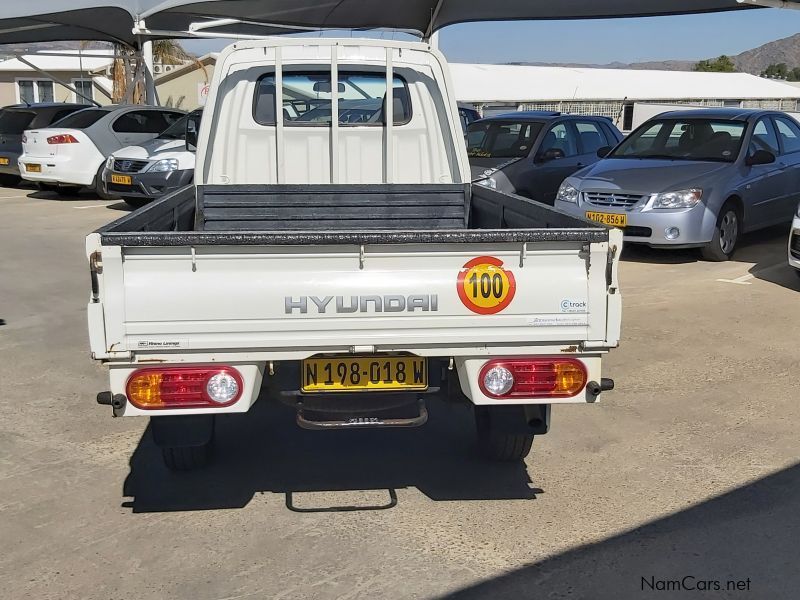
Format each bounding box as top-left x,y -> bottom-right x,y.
135,339 -> 189,349
530,316 -> 588,327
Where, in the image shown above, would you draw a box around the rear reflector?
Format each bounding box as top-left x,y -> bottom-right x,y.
479,358 -> 587,399
47,134 -> 79,144
126,366 -> 243,410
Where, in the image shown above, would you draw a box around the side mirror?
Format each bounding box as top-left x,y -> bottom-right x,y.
746,149 -> 776,166
596,146 -> 612,158
537,148 -> 565,163
185,113 -> 200,152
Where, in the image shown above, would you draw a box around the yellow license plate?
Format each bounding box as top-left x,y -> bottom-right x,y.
111,173 -> 132,185
301,356 -> 428,393
25,163 -> 41,173
586,211 -> 627,228
0,157 -> 9,165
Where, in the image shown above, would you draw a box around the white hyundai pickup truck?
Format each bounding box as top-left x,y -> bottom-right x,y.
87,38 -> 622,470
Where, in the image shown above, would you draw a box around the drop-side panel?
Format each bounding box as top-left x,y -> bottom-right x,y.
113,242 -> 604,353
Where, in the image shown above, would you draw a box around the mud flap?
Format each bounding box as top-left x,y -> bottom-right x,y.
150,415 -> 215,448
478,404 -> 551,435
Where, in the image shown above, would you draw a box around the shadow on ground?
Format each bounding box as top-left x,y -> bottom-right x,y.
442,462 -> 800,600
122,400 -> 541,513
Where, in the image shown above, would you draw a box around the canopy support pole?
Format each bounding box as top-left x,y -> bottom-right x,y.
275,46 -> 285,184
142,39 -> 157,105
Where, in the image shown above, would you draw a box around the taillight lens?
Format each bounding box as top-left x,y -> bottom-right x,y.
478,358 -> 587,399
126,366 -> 243,409
47,134 -> 79,144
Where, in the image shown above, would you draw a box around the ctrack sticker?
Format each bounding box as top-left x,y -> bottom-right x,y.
457,256 -> 516,315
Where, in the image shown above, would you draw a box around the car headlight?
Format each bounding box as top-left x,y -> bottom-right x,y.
477,176 -> 497,189
652,189 -> 702,209
146,158 -> 179,173
105,156 -> 114,169
557,182 -> 579,203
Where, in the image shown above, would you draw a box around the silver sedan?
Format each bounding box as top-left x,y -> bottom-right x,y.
555,108 -> 800,261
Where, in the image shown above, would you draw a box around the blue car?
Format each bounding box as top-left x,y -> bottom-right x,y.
466,111 -> 623,205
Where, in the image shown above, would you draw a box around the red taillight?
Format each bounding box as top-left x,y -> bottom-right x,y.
126,366 -> 244,410
478,358 -> 587,399
47,134 -> 79,144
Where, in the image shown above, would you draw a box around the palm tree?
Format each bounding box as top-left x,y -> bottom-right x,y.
111,40 -> 194,104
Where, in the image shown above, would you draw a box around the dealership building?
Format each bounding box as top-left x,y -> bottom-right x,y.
450,64 -> 800,131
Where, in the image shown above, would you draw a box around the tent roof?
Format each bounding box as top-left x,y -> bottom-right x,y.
0,1 -> 782,46
450,63 -> 800,103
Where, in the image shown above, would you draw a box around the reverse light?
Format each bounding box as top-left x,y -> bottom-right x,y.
126,366 -> 243,409
479,358 -> 587,399
47,134 -> 79,144
557,181 -> 579,203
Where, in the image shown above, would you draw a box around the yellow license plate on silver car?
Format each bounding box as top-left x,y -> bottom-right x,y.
111,174 -> 132,185
301,356 -> 428,393
586,211 -> 627,228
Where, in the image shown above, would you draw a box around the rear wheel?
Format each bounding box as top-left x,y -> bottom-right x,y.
0,174 -> 21,187
161,443 -> 213,471
701,202 -> 740,262
122,197 -> 150,209
475,406 -> 534,462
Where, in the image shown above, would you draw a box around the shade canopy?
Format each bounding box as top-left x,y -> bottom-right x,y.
0,1 -> 790,46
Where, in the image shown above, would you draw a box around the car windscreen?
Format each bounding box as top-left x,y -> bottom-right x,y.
0,109 -> 36,134
51,108 -> 108,129
610,118 -> 746,162
158,112 -> 193,140
466,120 -> 543,159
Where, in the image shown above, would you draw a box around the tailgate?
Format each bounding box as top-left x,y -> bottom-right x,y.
87,236 -> 621,356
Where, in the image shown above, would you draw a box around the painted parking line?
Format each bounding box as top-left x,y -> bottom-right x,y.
73,203 -> 116,209
716,262 -> 786,285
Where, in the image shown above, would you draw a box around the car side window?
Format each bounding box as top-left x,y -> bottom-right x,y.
542,123 -> 578,158
575,121 -> 608,154
112,111 -> 173,134
773,116 -> 800,154
750,118 -> 779,155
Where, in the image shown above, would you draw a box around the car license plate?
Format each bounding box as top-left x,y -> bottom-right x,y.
0,157 -> 9,165
111,174 -> 132,185
586,211 -> 627,228
25,163 -> 41,173
301,356 -> 428,393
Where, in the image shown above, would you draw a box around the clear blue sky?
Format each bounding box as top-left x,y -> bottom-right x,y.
182,8 -> 800,65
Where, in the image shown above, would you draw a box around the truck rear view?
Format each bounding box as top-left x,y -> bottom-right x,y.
87,39 -> 622,470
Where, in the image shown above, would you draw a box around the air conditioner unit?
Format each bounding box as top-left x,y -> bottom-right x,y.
163,64 -> 176,73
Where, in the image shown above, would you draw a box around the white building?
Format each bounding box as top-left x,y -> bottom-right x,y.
451,64 -> 800,130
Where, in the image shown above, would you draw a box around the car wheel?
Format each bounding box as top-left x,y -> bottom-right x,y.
122,197 -> 150,209
93,164 -> 117,200
475,406 -> 534,462
701,203 -> 739,262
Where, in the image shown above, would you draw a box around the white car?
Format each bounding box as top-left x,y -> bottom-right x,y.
18,105 -> 184,198
102,109 -> 200,208
790,203 -> 800,277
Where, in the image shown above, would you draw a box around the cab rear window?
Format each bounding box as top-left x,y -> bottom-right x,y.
253,71 -> 411,126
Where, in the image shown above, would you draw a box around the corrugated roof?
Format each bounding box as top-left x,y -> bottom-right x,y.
0,50 -> 114,72
450,64 -> 800,102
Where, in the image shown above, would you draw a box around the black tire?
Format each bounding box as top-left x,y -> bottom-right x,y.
55,186 -> 81,197
37,182 -> 58,192
122,197 -> 150,209
0,174 -> 21,187
701,202 -> 740,262
475,407 -> 534,462
161,443 -> 212,471
93,164 -> 117,200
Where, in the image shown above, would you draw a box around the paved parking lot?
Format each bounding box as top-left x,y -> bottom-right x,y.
1,185 -> 799,599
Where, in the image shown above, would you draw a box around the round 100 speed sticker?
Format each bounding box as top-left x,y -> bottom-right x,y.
457,256 -> 516,315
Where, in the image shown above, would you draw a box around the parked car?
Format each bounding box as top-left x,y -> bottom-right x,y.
102,109 -> 201,208
18,105 -> 185,198
466,111 -> 623,204
556,109 -> 800,261
458,103 -> 480,133
790,203 -> 800,278
0,103 -> 86,186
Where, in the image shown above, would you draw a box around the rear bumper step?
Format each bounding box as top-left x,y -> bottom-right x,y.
296,397 -> 429,430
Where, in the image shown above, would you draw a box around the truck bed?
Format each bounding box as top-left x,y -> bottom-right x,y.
97,183 -> 609,246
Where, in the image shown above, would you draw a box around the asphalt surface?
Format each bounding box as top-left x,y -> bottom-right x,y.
1,186 -> 798,600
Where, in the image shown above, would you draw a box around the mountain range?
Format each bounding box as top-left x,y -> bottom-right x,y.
508,32 -> 800,75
